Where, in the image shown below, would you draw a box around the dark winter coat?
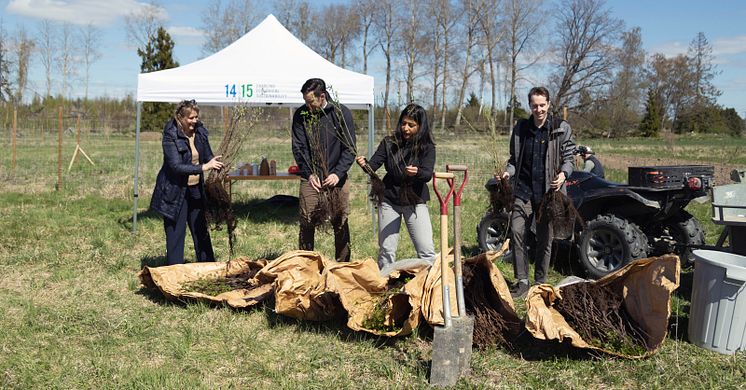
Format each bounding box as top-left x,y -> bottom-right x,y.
150,118 -> 215,221
291,102 -> 356,186
506,115 -> 575,195
367,136 -> 436,204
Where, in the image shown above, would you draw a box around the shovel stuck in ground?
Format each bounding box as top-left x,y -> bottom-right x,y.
430,169 -> 474,387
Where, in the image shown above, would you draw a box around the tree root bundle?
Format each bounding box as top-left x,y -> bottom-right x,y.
489,175 -> 513,213
462,261 -> 523,349
553,282 -> 649,355
308,186 -> 348,229
537,190 -> 584,239
398,181 -> 424,206
204,177 -> 238,254
359,163 -> 386,206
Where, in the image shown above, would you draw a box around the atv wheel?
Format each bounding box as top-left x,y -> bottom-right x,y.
661,211 -> 705,266
477,212 -> 511,254
578,214 -> 649,279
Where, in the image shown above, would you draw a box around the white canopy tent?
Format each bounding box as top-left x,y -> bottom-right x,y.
133,14 -> 375,232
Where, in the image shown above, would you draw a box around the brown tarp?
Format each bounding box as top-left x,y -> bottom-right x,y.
524,254 -> 680,358
137,247 -> 512,337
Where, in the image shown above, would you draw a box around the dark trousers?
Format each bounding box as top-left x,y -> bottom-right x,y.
164,185 -> 215,265
298,179 -> 351,262
510,197 -> 553,283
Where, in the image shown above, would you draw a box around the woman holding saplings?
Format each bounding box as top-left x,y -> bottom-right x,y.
356,103 -> 436,270
150,99 -> 224,265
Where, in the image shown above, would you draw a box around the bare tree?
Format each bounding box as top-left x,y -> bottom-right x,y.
0,20 -> 12,103
202,0 -> 263,55
646,53 -> 692,130
550,0 -> 623,111
13,26 -> 34,103
373,0 -> 399,130
273,0 -> 314,43
124,0 -> 165,50
314,4 -> 360,67
354,1 -> 378,74
36,20 -> 55,98
477,0 -> 505,127
504,0 -> 544,127
687,32 -> 721,106
400,2 -> 428,105
56,22 -> 78,99
427,1 -> 444,122
605,26 -> 645,137
79,23 -> 102,100
433,0 -> 457,130
453,0 -> 486,126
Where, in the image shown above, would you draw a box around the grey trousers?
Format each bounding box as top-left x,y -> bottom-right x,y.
377,201 -> 436,269
510,197 -> 554,283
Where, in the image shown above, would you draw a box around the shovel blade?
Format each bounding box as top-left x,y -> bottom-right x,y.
429,315 -> 474,387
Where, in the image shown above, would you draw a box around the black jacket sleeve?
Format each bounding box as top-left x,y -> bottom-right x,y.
330,105 -> 357,182
413,143 -> 435,183
291,108 -> 312,180
367,138 -> 388,172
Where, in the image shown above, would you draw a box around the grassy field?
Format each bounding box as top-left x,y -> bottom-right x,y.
1,127 -> 745,388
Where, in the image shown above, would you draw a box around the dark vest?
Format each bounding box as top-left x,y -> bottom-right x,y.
587,155 -> 605,178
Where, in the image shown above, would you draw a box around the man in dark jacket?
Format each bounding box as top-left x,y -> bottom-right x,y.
291,78 -> 356,262
502,86 -> 575,298
576,145 -> 605,178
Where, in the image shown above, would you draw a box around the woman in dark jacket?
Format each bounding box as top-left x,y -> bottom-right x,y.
356,103 -> 436,270
150,100 -> 223,265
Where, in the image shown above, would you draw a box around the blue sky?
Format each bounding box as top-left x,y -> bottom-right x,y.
2,0 -> 746,117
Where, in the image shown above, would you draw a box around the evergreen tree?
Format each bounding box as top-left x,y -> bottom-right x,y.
638,88 -> 662,137
137,26 -> 179,132
720,107 -> 743,137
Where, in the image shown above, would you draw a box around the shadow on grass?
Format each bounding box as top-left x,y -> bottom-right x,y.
119,208 -> 162,231
668,269 -> 693,341
503,329 -> 595,361
233,195 -> 299,225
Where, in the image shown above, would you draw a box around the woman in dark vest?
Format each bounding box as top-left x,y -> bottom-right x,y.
150,100 -> 224,265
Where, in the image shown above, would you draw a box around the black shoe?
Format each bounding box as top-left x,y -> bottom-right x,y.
510,280 -> 529,299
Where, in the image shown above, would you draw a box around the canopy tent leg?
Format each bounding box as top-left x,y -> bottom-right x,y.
132,102 -> 142,234
368,103 -> 377,237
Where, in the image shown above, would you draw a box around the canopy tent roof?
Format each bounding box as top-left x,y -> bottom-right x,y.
136,14 -> 374,109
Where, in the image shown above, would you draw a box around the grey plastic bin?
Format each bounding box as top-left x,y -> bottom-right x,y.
688,250 -> 746,354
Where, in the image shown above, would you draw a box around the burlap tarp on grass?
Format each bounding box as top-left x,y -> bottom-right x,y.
524,254 -> 680,358
138,247 -> 513,337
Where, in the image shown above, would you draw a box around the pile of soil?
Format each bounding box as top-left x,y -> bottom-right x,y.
553,282 -> 648,355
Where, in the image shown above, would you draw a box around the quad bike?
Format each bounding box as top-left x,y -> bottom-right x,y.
477,166 -> 714,279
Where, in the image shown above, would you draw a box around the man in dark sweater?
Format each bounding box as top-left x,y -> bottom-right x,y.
291,78 -> 356,262
501,86 -> 576,298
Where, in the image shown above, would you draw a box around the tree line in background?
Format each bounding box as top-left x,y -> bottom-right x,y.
0,0 -> 743,137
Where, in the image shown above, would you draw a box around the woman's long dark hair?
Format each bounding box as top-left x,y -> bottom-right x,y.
393,103 -> 435,158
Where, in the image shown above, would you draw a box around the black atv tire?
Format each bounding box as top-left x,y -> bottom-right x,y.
662,211 -> 705,266
578,214 -> 649,279
477,211 -> 511,256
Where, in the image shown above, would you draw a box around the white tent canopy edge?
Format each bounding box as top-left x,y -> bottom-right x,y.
132,14 -> 375,233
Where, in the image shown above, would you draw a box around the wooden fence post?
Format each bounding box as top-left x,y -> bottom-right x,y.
12,108 -> 17,175
56,106 -> 62,191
